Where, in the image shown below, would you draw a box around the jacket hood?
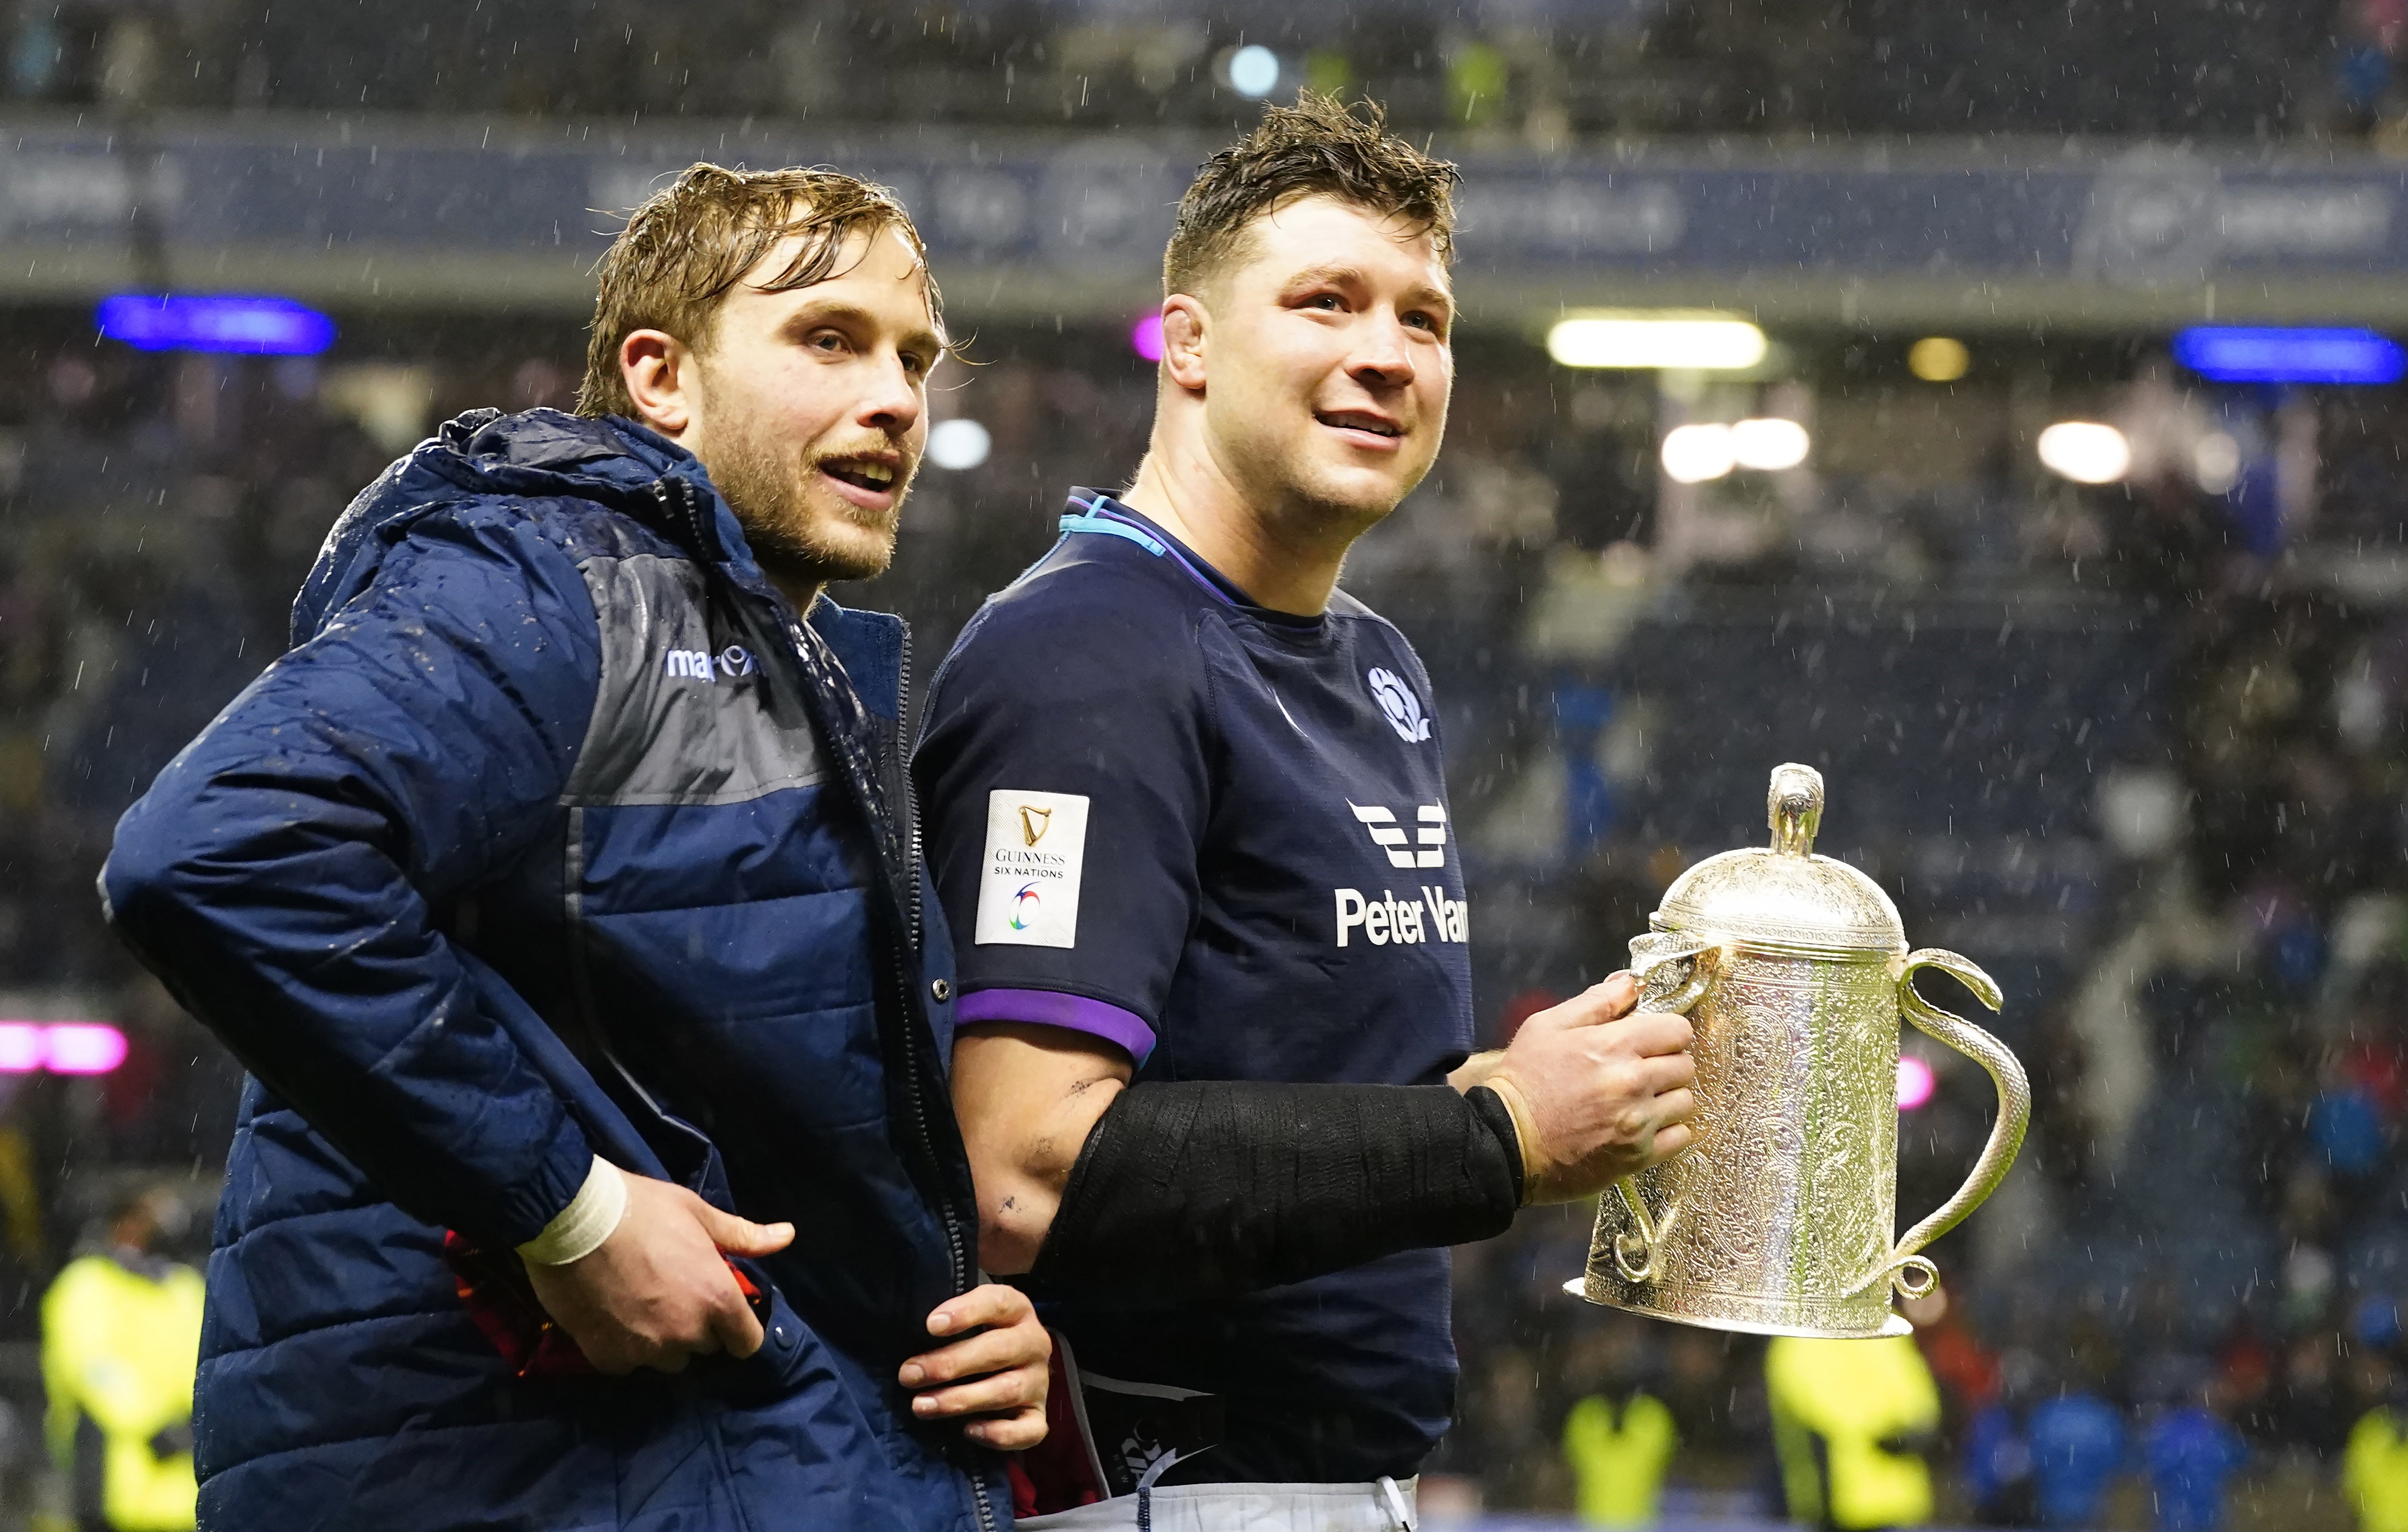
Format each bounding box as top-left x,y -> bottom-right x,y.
292,407 -> 757,645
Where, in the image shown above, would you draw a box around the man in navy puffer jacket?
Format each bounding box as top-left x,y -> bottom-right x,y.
99,165 -> 1048,1530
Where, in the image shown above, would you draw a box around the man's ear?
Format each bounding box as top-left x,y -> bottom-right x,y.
1158,297 -> 1208,393
621,328 -> 695,438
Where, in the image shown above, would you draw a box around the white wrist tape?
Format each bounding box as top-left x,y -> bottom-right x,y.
515,1156 -> 628,1266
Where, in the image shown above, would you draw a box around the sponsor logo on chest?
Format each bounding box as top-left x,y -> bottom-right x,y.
662,644 -> 757,683
1350,801 -> 1446,869
1335,885 -> 1468,947
1335,798 -> 1465,946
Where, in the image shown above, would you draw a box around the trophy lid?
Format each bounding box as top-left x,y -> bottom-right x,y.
1652,763 -> 1906,956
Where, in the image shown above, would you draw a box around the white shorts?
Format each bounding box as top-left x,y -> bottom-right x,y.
1015,1475 -> 1418,1531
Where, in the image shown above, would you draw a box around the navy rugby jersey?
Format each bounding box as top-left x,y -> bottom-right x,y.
914,491 -> 1475,1484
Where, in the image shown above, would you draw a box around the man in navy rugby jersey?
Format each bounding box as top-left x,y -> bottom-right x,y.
915,96 -> 1700,1528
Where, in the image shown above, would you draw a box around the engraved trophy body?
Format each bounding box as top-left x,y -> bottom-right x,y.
1571,763 -> 2032,1338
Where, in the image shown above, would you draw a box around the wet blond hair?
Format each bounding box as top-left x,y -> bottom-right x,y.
576,163 -> 944,419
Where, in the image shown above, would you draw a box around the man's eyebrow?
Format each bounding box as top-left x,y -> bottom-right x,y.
1284,262 -> 1370,291
1283,263 -> 1455,317
775,296 -> 943,355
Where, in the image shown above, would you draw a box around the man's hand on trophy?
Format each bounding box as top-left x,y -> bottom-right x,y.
1473,973 -> 1699,1205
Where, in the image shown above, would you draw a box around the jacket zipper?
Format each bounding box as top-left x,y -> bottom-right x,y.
886,621 -> 998,1532
653,477 -> 991,1530
898,622 -> 925,950
868,622 -> 996,1532
874,618 -> 967,1288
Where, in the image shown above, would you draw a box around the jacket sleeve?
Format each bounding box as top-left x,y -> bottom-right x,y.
101,506 -> 605,1248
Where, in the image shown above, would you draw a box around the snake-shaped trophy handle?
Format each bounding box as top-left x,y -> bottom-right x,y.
1607,934 -> 1717,1283
1848,949 -> 2031,1302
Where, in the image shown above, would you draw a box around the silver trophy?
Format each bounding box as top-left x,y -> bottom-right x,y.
1570,763 -> 2032,1337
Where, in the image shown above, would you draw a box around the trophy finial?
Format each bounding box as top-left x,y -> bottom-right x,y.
1768,763 -> 1824,855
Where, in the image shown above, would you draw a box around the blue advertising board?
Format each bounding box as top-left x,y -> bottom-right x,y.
3,118 -> 2401,328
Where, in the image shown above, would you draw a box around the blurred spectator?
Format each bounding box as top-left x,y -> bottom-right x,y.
2141,1370 -> 2248,1532
40,1185 -> 201,1532
1960,1342 -> 2131,1528
1962,1387 -> 2038,1525
1563,1389 -> 1677,1527
2029,1387 -> 2130,1526
1767,1335 -> 1941,1531
2347,1369 -> 2408,1532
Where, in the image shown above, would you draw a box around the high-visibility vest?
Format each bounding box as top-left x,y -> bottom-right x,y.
2347,1407 -> 2408,1532
1766,1335 -> 1941,1530
1563,1391 -> 1679,1527
42,1253 -> 204,1532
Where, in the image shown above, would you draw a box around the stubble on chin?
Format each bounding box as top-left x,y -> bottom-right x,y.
1225,417 -> 1418,545
707,434 -> 904,587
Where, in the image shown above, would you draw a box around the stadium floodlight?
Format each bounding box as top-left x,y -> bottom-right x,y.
1130,313 -> 1166,363
1908,336 -> 1970,382
1547,311 -> 1767,371
1660,422 -> 1737,483
1226,45 -> 1281,99
2036,421 -> 2131,484
2193,431 -> 2242,494
1897,1055 -> 1936,1111
1731,417 -> 1810,471
97,293 -> 336,355
0,1020 -> 127,1074
44,1023 -> 128,1075
927,418 -> 993,472
2173,326 -> 2406,385
0,1025 -> 39,1073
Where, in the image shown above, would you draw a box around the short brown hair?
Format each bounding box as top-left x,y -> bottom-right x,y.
1163,92 -> 1461,299
576,163 -> 944,419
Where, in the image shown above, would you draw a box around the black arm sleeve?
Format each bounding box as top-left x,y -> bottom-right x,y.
1027,1081 -> 1525,1300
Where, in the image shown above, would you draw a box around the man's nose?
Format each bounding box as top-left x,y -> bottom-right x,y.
860,353 -> 923,433
1349,315 -> 1418,390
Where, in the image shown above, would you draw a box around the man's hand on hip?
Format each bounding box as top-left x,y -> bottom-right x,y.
1479,972 -> 1699,1204
524,1173 -> 793,1374
899,1284 -> 1051,1449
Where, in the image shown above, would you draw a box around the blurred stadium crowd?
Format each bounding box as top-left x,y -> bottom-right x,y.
0,0 -> 2386,141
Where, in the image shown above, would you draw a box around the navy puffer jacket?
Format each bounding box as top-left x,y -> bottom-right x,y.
101,409 -> 1002,1531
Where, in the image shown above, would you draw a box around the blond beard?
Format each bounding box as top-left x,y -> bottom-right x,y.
704,424 -> 907,586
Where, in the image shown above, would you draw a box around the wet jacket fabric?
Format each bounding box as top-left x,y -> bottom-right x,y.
100,408 -> 998,1532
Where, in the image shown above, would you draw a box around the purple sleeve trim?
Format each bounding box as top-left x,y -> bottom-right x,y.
954,988 -> 1157,1065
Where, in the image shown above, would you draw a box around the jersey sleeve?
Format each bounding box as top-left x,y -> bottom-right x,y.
913,583 -> 1210,1065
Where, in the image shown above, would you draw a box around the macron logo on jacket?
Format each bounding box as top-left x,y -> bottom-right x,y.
662,645 -> 757,683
